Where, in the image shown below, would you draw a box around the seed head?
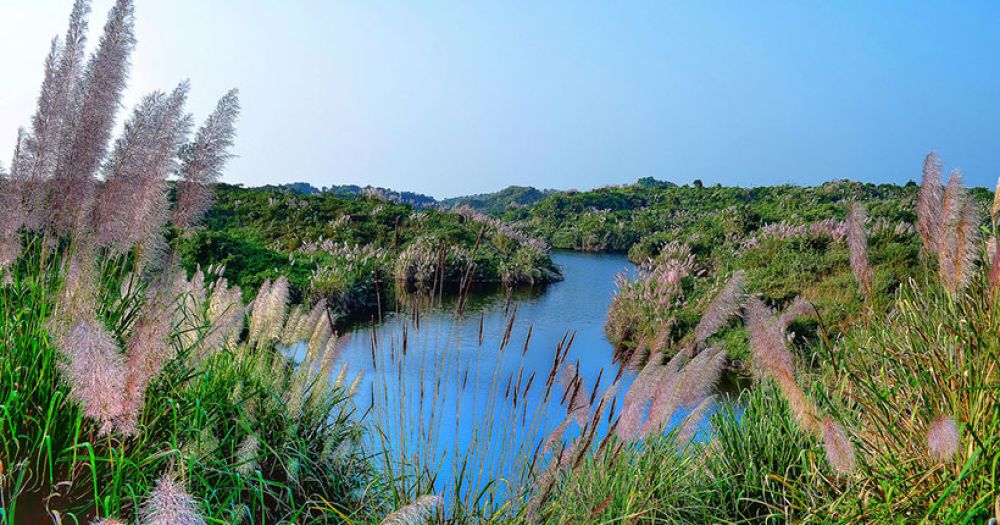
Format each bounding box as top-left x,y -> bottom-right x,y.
846,201 -> 872,298
381,495 -> 444,525
916,152 -> 943,253
821,416 -> 856,475
926,414 -> 960,463
140,473 -> 206,525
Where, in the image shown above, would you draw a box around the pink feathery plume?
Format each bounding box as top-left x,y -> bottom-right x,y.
639,349 -> 688,431
926,414 -> 960,463
118,282 -> 176,434
675,347 -> 727,409
952,199 -> 979,295
50,0 -> 135,235
989,238 -> 1000,294
95,83 -> 191,255
744,297 -> 794,379
380,495 -> 444,525
745,297 -> 819,434
674,395 -> 716,445
140,473 -> 206,525
642,347 -> 725,437
0,158 -> 24,269
778,296 -> 816,331
172,89 -> 240,230
544,416 -> 573,454
775,373 -> 819,435
56,320 -> 127,435
846,202 -> 873,298
197,277 -> 244,355
615,354 -> 664,440
821,416 -> 856,475
248,276 -> 288,347
916,152 -> 943,254
692,270 -> 744,349
20,0 -> 91,230
992,175 -> 1000,223
937,170 -> 973,295
53,244 -> 100,330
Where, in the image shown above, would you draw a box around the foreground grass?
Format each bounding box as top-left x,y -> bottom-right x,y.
0,240 -> 373,523
541,273 -> 999,523
540,175 -> 1000,523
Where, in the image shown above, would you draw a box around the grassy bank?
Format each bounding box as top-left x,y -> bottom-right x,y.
0,2 -> 379,521
3,1 -> 998,523
177,184 -> 562,323
533,159 -> 1000,522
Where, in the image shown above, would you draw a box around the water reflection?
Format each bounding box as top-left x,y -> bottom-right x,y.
338,252 -> 635,500
330,251 -> 734,509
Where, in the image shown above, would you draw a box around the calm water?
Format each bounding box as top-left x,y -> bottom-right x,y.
331,251 -> 659,500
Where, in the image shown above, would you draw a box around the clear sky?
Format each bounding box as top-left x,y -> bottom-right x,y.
2,1 -> 999,198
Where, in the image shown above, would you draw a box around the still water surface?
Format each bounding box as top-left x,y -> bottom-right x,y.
332,251 -> 662,499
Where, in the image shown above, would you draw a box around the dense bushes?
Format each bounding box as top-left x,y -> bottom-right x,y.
538,159 -> 1000,523
590,180 -> 959,364
179,184 -> 563,320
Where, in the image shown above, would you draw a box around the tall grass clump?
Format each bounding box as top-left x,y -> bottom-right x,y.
538,153 -> 999,523
368,304 -> 580,521
0,1 -> 373,522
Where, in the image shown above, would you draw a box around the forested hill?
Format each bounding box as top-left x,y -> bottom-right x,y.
499,178 -> 992,260
438,185 -> 555,214
275,181 -> 555,213
274,182 -> 439,207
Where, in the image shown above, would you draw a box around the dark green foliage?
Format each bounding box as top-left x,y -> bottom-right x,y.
179,228 -> 311,301
439,185 -> 555,214
521,179 -> 991,363
177,184 -> 561,319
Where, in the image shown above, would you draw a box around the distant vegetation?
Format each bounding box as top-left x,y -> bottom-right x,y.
178,183 -> 561,320
439,185 -> 555,214
277,181 -> 556,215
488,178 -> 990,365
536,156 -> 1000,523
277,181 -> 439,208
4,1 -> 997,523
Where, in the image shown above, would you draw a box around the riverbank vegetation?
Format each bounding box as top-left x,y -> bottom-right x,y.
502,177 -> 991,364
369,159 -> 1000,521
536,160 -> 1000,522
3,1 -> 997,523
0,2 -> 376,522
177,184 -> 561,322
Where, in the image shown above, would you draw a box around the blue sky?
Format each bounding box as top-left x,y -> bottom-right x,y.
2,1 -> 999,197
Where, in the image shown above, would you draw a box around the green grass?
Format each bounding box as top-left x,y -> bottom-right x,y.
0,238 -> 373,524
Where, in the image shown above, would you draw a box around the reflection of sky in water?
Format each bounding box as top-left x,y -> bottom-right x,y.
323,251 -> 728,504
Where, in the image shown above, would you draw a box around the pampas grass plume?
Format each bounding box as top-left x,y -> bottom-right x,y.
58,320 -> 127,435
821,416 -> 856,475
926,414 -> 960,463
693,270 -> 744,346
140,473 -> 206,525
846,201 -> 872,298
917,152 -> 943,253
381,495 -> 444,525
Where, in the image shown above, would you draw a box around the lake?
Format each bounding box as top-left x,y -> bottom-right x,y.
331,250 -> 681,504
